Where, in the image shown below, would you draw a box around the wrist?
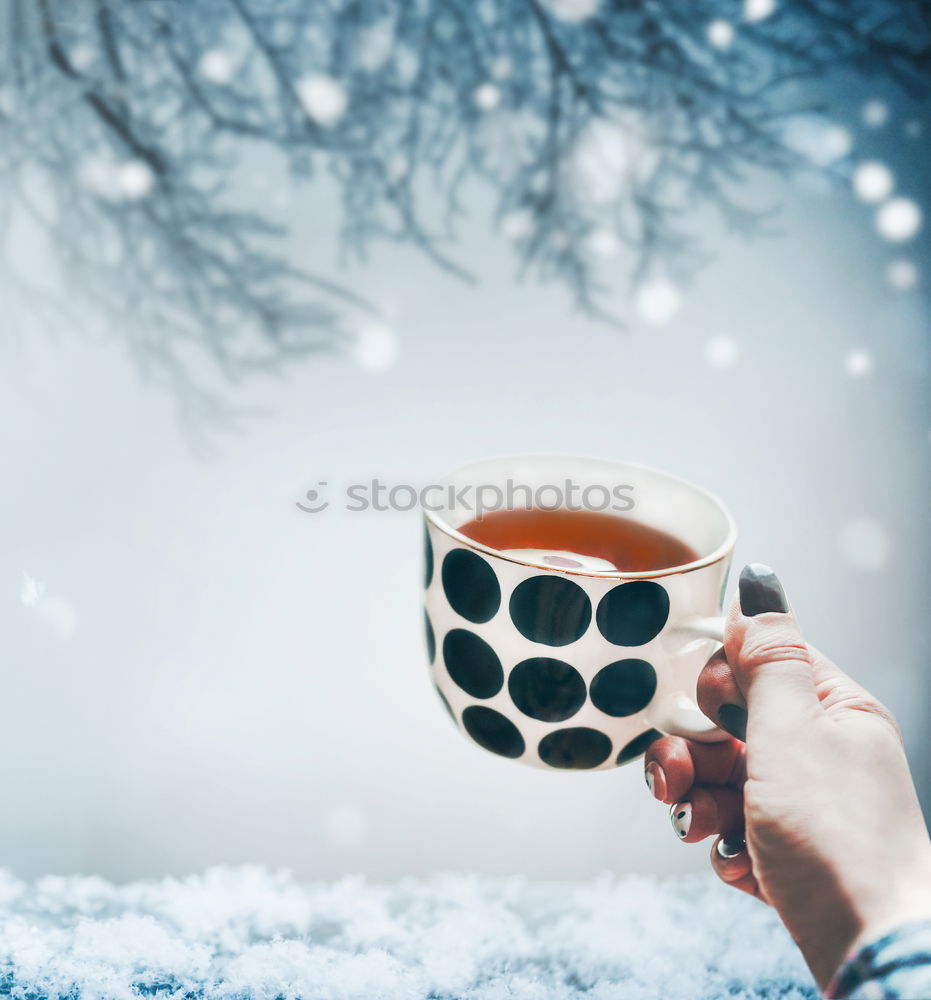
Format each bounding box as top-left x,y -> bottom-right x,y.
825,918 -> 931,999
851,851 -> 931,956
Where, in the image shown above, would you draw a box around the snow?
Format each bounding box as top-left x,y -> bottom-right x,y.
297,75 -> 349,127
705,335 -> 739,369
743,0 -> 776,22
586,228 -> 619,257
783,118 -> 851,166
862,100 -> 889,129
844,348 -> 872,377
851,162 -> 894,204
542,0 -> 599,23
474,83 -> 502,112
707,20 -> 735,49
635,280 -> 681,326
875,198 -> 922,242
0,866 -> 814,998
501,209 -> 535,240
198,50 -> 235,85
350,323 -> 399,371
117,161 -> 156,200
69,45 -> 95,71
80,159 -> 156,201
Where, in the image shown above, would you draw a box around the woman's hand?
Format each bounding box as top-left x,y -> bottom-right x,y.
644,564 -> 931,990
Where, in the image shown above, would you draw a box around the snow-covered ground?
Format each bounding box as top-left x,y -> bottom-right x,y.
0,866 -> 815,999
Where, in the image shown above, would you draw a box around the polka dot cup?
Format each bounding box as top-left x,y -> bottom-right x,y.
423,456 -> 737,771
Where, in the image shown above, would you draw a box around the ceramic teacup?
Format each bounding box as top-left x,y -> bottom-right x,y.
422,455 -> 736,770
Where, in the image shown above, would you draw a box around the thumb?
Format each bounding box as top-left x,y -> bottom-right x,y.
723,564 -> 823,743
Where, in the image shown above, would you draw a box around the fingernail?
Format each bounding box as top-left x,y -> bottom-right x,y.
718,703 -> 748,742
670,802 -> 691,839
739,563 -> 788,616
716,833 -> 746,859
645,762 -> 665,800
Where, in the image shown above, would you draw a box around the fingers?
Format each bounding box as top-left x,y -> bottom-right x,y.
723,565 -> 823,740
644,735 -> 745,805
697,647 -> 747,741
669,786 -> 743,843
710,835 -> 760,899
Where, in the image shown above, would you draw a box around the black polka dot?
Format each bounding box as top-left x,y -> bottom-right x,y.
463,706 -> 525,759
508,657 -> 586,722
590,659 -> 657,716
596,581 -> 669,646
538,728 -> 612,769
509,576 -> 592,646
443,629 -> 503,699
424,526 -> 434,588
615,728 -> 663,765
424,611 -> 436,664
442,549 -> 501,623
435,685 -> 456,722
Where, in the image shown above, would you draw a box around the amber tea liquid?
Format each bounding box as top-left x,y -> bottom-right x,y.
457,508 -> 698,573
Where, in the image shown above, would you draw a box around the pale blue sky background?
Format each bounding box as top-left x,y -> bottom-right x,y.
1,109 -> 929,881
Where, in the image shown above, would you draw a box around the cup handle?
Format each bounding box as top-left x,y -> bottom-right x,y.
651,615 -> 728,743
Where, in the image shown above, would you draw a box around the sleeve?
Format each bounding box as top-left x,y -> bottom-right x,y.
825,920 -> 931,1000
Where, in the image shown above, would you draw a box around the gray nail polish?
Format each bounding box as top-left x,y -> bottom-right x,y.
716,834 -> 746,859
670,802 -> 691,839
739,564 -> 788,616
718,703 -> 748,742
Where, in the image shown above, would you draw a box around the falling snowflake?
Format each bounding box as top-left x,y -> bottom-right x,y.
635,280 -> 681,326
542,0 -> 599,23
117,161 -> 155,200
844,349 -> 872,377
321,804 -> 367,848
473,83 -> 501,112
875,198 -> 922,242
905,120 -> 924,140
198,49 -> 235,84
743,0 -> 776,21
886,258 -> 919,291
707,20 -> 735,49
783,118 -> 851,166
69,45 -> 95,71
586,228 -> 619,257
501,209 -> 535,240
705,335 -> 739,368
297,74 -> 349,127
838,517 -> 890,572
490,56 -> 513,80
851,162 -> 894,204
350,323 -> 398,371
862,100 -> 889,128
